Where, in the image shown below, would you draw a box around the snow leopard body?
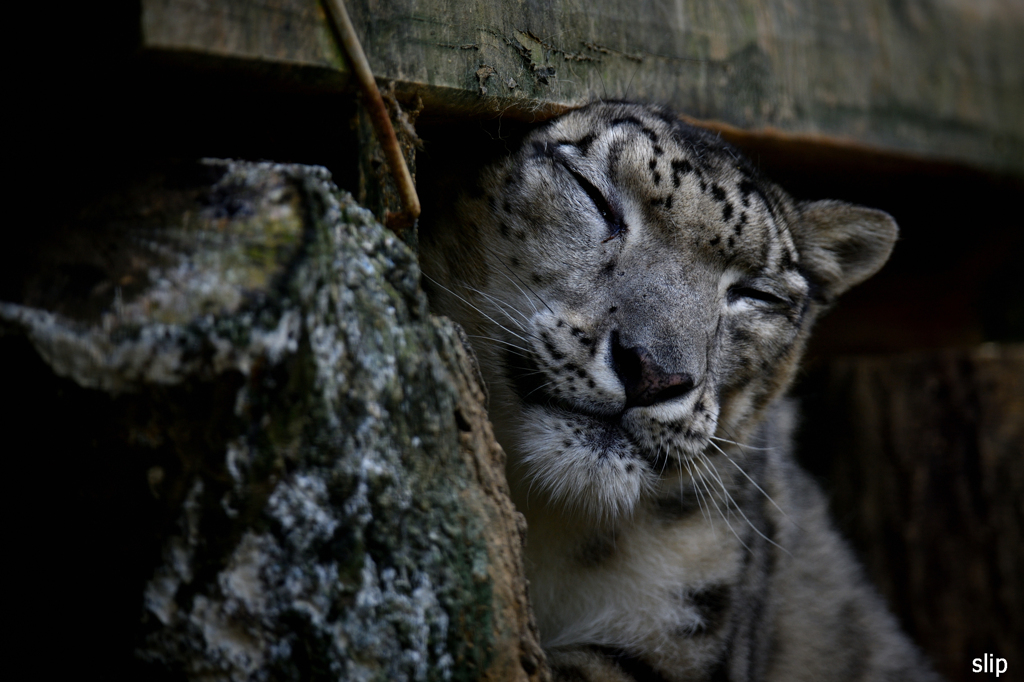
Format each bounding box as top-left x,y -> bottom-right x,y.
419,101 -> 939,682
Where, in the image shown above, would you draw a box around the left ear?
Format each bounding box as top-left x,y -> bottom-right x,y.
791,199 -> 898,301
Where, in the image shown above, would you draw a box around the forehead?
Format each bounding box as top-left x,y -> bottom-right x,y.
535,103 -> 720,159
521,104 -> 799,275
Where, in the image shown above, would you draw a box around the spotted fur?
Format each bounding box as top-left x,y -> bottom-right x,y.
420,102 -> 939,681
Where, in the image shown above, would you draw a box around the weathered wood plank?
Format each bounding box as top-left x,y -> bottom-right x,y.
141,0 -> 1024,176
141,0 -> 351,89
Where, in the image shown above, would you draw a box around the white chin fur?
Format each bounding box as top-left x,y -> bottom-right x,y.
509,405 -> 658,521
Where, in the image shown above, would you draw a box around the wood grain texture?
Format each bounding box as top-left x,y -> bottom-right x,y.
140,0 -> 1024,175
798,345 -> 1024,682
142,0 -> 351,89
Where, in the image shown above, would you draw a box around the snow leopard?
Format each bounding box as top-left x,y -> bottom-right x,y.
419,101 -> 940,681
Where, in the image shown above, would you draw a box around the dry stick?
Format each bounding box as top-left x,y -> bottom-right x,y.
325,0 -> 421,222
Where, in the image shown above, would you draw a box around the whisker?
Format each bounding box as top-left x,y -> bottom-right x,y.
680,454 -> 712,528
691,457 -> 731,542
710,435 -> 775,452
510,368 -> 549,378
499,259 -> 555,315
699,452 -> 791,557
460,283 -> 533,331
423,273 -> 533,344
708,440 -> 798,528
465,335 -> 533,356
494,268 -> 539,316
523,376 -> 571,401
694,459 -> 748,551
524,468 -> 538,510
482,299 -> 529,334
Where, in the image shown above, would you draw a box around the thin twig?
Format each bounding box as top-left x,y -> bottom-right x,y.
325,0 -> 420,222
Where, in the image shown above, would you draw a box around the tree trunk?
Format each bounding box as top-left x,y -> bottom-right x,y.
1,159 -> 546,682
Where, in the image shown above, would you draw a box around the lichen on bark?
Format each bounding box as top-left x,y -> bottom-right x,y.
1,160 -> 545,682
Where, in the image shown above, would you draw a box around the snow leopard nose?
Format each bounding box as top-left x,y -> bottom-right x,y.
610,331 -> 696,408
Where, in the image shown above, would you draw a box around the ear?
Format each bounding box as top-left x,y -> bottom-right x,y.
791,199 -> 898,301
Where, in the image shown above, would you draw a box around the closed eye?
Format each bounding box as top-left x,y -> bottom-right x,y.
728,285 -> 788,306
545,145 -> 626,242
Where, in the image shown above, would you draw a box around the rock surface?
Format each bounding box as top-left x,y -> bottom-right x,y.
1,160 -> 546,681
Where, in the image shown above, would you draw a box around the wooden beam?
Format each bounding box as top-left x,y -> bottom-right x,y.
140,0 -> 1024,176
141,0 -> 350,90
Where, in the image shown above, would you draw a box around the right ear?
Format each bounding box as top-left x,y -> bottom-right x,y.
790,200 -> 898,302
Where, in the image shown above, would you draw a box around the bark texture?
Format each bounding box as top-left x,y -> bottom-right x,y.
1,160 -> 546,682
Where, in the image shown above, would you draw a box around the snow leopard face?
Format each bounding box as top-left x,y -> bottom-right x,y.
421,101 -> 896,521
